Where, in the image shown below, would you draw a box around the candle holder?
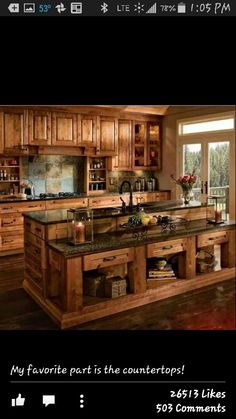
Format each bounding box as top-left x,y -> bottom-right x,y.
67,208 -> 93,245
206,195 -> 226,224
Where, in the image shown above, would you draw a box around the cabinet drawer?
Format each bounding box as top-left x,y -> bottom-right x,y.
83,248 -> 134,271
25,265 -> 43,291
47,223 -> 68,240
197,230 -> 228,247
24,230 -> 44,249
25,241 -> 47,269
0,213 -> 23,229
24,219 -> 45,239
0,230 -> 23,250
49,249 -> 62,271
0,200 -> 45,213
89,196 -> 120,208
45,198 -> 88,210
147,238 -> 187,257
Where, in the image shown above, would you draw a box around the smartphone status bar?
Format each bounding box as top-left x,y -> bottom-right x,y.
1,1 -> 236,16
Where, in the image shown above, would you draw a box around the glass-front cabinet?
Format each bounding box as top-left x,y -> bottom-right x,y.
133,121 -> 161,170
147,122 -> 161,170
133,122 -> 146,169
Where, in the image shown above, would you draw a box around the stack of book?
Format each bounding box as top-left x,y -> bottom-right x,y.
148,263 -> 176,280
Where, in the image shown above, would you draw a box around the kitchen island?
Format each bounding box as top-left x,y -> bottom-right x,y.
23,203 -> 235,328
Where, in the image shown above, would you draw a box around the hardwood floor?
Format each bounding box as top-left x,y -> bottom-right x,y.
0,255 -> 235,330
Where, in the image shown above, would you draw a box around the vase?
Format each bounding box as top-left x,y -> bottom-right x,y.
182,189 -> 192,205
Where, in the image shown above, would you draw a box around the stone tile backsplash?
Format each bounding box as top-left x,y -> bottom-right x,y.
107,170 -> 159,193
21,156 -> 160,195
21,155 -> 84,195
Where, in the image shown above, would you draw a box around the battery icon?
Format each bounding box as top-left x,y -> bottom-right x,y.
177,2 -> 186,13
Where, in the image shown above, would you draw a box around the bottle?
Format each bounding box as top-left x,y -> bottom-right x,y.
0,170 -> 3,180
4,170 -> 7,180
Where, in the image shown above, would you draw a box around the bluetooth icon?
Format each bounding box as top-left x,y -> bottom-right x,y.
101,2 -> 108,13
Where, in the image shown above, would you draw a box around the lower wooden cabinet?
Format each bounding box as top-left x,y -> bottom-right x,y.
0,200 -> 46,254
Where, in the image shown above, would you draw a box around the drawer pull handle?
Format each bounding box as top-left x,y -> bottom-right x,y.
28,205 -> 38,208
162,245 -> 173,250
3,220 -> 16,225
3,239 -> 14,243
103,256 -> 116,262
3,207 -> 13,210
35,228 -> 42,233
209,236 -> 225,241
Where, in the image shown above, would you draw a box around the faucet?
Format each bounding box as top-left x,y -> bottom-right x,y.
119,180 -> 133,210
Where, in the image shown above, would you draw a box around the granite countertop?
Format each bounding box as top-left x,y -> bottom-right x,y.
23,200 -> 212,224
0,190 -> 171,204
47,220 -> 235,258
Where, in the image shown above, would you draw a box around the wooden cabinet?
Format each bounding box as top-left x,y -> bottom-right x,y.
85,157 -> 107,194
0,156 -> 21,195
83,248 -> 134,271
147,121 -> 161,170
52,112 -> 80,146
0,200 -> 46,254
0,113 -> 3,154
45,197 -> 88,210
0,109 -> 28,151
133,120 -> 162,170
111,120 -> 132,170
28,110 -> 52,145
147,238 -> 187,257
197,230 -> 228,247
133,121 -> 147,169
89,195 -> 121,208
97,116 -> 118,155
146,191 -> 171,202
79,114 -> 97,147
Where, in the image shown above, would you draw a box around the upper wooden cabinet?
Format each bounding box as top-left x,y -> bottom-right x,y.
96,116 -> 118,155
147,122 -> 161,170
52,112 -> 80,146
0,109 -> 28,151
112,120 -> 132,170
133,121 -> 147,170
133,120 -> 162,170
79,114 -> 97,147
28,110 -> 52,146
0,113 -> 3,154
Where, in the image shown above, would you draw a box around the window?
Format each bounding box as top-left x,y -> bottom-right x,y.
179,118 -> 234,135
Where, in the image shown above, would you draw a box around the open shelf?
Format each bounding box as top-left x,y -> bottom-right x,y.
85,156 -> 108,194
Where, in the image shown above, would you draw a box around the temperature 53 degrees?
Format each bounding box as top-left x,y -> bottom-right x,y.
39,4 -> 52,13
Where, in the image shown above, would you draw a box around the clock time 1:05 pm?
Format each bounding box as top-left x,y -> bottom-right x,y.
190,3 -> 231,14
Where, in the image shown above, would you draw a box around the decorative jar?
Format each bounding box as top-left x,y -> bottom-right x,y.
67,208 -> 93,245
206,195 -> 227,224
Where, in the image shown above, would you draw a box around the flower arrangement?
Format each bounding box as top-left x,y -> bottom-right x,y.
170,170 -> 197,204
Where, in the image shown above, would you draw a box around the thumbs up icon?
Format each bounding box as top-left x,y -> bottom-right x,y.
11,394 -> 25,407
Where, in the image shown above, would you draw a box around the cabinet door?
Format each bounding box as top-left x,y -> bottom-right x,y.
0,113 -> 3,154
113,120 -> 132,170
147,121 -> 161,170
2,109 -> 28,149
28,110 -> 51,145
133,121 -> 147,169
97,116 -> 118,155
79,114 -> 97,146
52,112 -> 80,146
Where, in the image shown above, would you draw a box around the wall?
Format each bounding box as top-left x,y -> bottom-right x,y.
107,170 -> 159,193
21,156 -> 84,195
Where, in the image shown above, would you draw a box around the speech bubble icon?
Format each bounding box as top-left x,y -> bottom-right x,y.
42,395 -> 55,407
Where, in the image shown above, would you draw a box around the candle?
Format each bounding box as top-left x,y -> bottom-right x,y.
75,222 -> 85,243
215,210 -> 222,223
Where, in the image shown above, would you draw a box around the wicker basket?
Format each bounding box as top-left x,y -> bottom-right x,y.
196,250 -> 217,273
